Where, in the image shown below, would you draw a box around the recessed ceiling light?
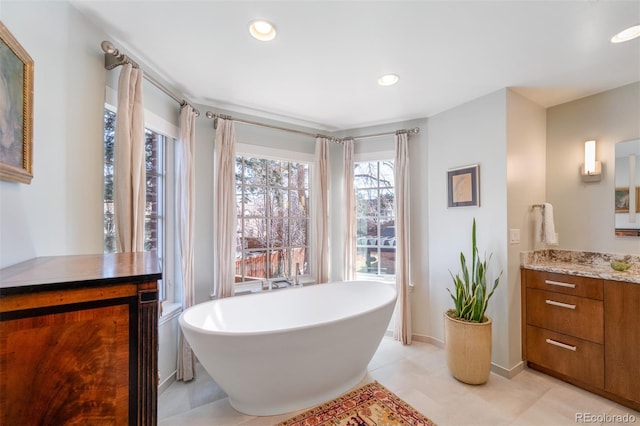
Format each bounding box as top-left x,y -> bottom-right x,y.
249,20 -> 276,41
377,74 -> 399,86
611,24 -> 640,43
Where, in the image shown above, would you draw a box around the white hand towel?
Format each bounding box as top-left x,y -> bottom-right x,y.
543,203 -> 558,245
534,206 -> 544,243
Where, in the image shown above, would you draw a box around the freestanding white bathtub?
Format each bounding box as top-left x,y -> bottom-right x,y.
179,280 -> 397,416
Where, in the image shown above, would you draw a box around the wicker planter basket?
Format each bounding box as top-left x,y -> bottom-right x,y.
444,310 -> 492,385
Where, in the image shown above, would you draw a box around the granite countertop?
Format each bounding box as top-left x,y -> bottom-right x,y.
521,249 -> 640,284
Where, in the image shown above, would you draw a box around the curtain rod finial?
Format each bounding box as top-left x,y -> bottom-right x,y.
101,40 -> 117,55
205,111 -> 214,119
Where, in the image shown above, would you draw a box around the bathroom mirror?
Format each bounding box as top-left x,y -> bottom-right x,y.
614,138 -> 640,236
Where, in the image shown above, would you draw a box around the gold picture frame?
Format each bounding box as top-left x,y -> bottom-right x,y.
447,164 -> 480,207
615,187 -> 640,213
0,21 -> 33,184
615,187 -> 629,213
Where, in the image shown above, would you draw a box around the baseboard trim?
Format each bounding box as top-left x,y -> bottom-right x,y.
411,333 -> 524,379
491,360 -> 524,379
159,371 -> 177,394
412,333 -> 444,348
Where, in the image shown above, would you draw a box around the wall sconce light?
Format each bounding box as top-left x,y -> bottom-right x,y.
581,140 -> 602,182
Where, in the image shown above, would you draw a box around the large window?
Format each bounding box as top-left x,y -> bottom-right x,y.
355,160 -> 396,277
235,156 -> 310,283
103,108 -> 166,295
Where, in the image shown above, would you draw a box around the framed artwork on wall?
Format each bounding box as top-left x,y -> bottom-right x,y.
615,187 -> 629,213
616,188 -> 629,213
0,21 -> 33,184
448,164 -> 480,208
615,187 -> 640,213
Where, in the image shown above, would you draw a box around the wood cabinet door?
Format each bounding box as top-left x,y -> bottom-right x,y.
604,280 -> 640,404
0,303 -> 132,425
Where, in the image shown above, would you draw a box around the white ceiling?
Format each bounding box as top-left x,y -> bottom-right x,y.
70,0 -> 640,131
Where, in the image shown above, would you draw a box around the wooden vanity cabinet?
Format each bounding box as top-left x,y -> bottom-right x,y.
521,270 -> 605,389
522,269 -> 640,411
0,253 -> 161,425
604,279 -> 640,405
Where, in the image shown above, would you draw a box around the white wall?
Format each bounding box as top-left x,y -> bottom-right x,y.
427,89 -> 510,368
192,109 -> 215,304
506,90 -> 546,369
546,82 -> 640,255
410,88 -> 546,373
158,310 -> 181,392
0,1 -> 106,268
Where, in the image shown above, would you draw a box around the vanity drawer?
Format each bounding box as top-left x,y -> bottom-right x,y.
526,288 -> 603,344
524,270 -> 603,300
526,325 -> 604,388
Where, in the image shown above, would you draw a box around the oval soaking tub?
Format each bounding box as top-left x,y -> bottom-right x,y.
179,280 -> 397,416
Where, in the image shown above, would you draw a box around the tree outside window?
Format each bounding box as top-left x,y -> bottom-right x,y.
235,156 -> 310,283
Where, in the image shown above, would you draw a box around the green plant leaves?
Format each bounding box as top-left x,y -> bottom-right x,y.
447,218 -> 502,323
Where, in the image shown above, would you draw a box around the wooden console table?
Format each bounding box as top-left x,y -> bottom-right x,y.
0,253 -> 161,425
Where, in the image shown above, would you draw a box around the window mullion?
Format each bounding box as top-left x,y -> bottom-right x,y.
240,158 -> 246,281
265,160 -> 271,280
286,162 -> 292,277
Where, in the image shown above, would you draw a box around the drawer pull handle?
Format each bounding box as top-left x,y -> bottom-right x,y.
545,338 -> 577,351
545,299 -> 576,309
545,280 -> 576,288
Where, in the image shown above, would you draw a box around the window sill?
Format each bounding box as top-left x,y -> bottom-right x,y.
236,276 -> 314,290
355,274 -> 396,284
353,277 -> 414,292
159,302 -> 182,326
233,277 -> 317,296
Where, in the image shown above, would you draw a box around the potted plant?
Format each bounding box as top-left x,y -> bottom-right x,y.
444,218 -> 502,384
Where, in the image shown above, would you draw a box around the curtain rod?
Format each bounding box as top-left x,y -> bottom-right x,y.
100,41 -> 200,117
205,111 -> 419,143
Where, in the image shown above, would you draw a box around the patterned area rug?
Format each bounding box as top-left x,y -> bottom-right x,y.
276,381 -> 436,426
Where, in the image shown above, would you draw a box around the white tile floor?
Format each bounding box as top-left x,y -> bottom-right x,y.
159,337 -> 639,426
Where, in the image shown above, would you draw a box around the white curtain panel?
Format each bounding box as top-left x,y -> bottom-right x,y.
114,63 -> 145,252
394,131 -> 412,345
343,139 -> 356,281
176,105 -> 196,381
313,137 -> 330,283
212,118 -> 237,299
